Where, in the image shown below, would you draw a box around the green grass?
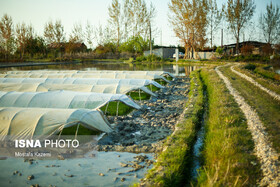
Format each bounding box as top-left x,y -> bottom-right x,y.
61,124 -> 100,136
100,101 -> 135,116
25,58 -> 54,62
144,70 -> 204,186
237,64 -> 280,95
254,66 -> 280,81
219,65 -> 280,153
60,101 -> 136,135
242,63 -> 280,82
127,84 -> 162,100
166,59 -> 222,65
154,78 -> 168,86
165,76 -> 174,81
80,58 -> 121,62
127,91 -> 151,100
196,67 -> 261,186
146,84 -> 160,92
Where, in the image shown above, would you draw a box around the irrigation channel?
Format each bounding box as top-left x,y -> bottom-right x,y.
0,62 -> 203,186
191,93 -> 207,180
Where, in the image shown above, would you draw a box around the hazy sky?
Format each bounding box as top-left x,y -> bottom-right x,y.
0,0 -> 279,48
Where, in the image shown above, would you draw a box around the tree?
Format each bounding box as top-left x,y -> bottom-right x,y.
85,21 -> 94,49
216,46 -> 224,56
108,0 -> 122,51
196,0 -> 208,50
119,35 -> 149,54
94,43 -> 116,55
53,20 -> 65,43
44,19 -> 65,44
70,22 -> 84,43
225,0 -> 255,54
44,20 -> 55,44
208,0 -> 223,48
259,2 -> 280,44
105,0 -> 157,56
25,36 -> 46,57
169,0 -> 208,59
16,22 -> 34,59
94,23 -> 114,46
123,0 -> 132,42
122,0 -> 155,39
0,14 -> 15,59
245,21 -> 257,41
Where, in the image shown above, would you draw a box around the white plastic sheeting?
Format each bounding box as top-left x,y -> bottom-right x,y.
0,78 -> 164,89
6,70 -> 175,78
0,91 -> 141,110
0,107 -> 113,140
0,83 -> 156,96
0,73 -> 169,82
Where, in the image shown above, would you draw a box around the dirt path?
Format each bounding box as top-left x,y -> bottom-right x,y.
231,64 -> 280,101
216,65 -> 280,186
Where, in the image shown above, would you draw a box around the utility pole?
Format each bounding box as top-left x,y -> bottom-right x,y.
175,48 -> 179,62
149,21 -> 152,55
160,29 -> 162,46
221,28 -> 223,47
192,32 -> 194,59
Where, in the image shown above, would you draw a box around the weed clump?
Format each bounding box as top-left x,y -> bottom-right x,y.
244,63 -> 256,70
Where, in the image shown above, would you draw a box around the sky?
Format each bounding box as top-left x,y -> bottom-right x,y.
0,0 -> 280,48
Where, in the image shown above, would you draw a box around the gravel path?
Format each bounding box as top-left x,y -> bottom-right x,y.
231,64 -> 280,101
216,65 -> 280,186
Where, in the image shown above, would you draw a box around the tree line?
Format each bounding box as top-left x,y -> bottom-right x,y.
0,0 -> 279,61
169,0 -> 280,58
0,0 -> 156,61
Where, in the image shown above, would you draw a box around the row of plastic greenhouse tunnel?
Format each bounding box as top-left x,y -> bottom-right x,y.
0,70 -> 175,140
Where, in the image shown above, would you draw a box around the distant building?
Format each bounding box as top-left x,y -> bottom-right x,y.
144,47 -> 176,58
223,41 -> 267,55
194,52 -> 215,59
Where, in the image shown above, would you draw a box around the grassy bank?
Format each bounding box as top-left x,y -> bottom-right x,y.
236,64 -> 280,95
196,67 -> 261,186
242,63 -> 280,81
219,65 -> 280,153
166,60 -> 221,65
25,58 -> 122,63
143,70 -> 204,186
255,66 -> 280,81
